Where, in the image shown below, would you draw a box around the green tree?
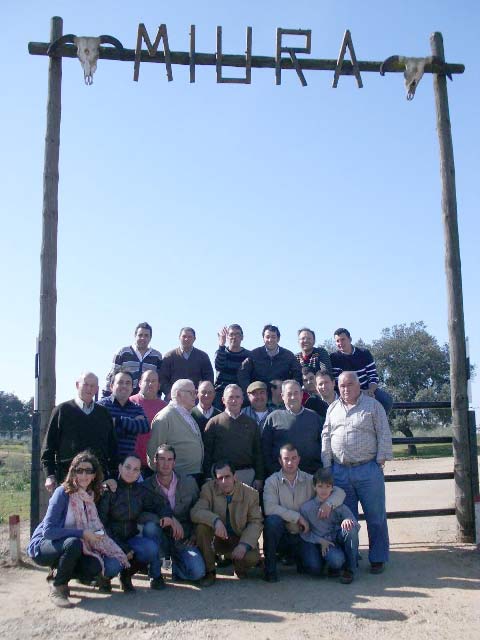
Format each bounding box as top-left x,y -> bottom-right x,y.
0,391 -> 33,433
372,321 -> 451,453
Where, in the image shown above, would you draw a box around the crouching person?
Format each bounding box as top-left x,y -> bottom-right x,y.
140,444 -> 206,583
97,454 -> 173,591
299,469 -> 360,584
28,452 -> 129,608
190,461 -> 263,587
262,444 -> 346,582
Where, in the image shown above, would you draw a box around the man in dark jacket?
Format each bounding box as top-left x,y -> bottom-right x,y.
238,325 -> 302,393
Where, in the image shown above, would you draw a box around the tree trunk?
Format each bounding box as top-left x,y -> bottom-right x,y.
397,415 -> 418,456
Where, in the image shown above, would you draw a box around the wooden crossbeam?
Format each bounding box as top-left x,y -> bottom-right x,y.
28,42 -> 465,76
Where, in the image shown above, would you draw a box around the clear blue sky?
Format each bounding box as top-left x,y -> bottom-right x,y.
1,1 -> 479,422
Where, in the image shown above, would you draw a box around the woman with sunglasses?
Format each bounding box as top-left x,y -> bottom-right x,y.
97,454 -> 174,592
28,451 -> 130,608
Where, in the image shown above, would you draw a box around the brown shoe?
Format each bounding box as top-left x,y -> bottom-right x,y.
370,562 -> 385,575
50,584 -> 73,608
199,571 -> 216,587
340,570 -> 354,584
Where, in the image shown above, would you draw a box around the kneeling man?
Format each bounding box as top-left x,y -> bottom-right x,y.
263,443 -> 345,582
191,461 -> 263,586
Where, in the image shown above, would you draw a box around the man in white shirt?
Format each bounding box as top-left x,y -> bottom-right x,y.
191,380 -> 221,434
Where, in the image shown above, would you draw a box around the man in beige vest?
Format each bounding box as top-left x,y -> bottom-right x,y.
147,379 -> 204,484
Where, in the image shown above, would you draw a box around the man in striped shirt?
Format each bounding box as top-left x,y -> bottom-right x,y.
98,370 -> 150,461
103,322 -> 162,397
213,324 -> 250,408
330,328 -> 393,414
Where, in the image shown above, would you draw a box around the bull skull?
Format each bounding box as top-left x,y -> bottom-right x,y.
47,34 -> 124,85
74,37 -> 100,85
380,55 -> 434,100
380,55 -> 453,100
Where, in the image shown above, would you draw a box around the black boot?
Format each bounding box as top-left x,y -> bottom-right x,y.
120,569 -> 135,592
96,575 -> 112,593
120,558 -> 140,593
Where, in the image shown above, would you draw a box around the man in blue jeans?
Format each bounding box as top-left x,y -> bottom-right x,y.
141,444 -> 206,582
262,443 -> 345,582
322,371 -> 393,574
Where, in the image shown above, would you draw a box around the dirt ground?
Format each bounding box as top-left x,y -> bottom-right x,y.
1,457 -> 479,640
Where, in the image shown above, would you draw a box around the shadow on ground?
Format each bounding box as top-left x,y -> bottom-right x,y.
10,545 -> 474,627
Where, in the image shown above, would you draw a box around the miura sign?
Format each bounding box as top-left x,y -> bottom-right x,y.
133,24 -> 364,87
39,22 -> 463,99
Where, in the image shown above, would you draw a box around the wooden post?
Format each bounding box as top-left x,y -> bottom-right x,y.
430,32 -> 474,542
37,16 -> 63,519
9,515 -> 21,564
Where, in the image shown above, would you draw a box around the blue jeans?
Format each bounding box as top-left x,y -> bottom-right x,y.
104,534 -> 161,579
35,537 -> 121,584
373,388 -> 393,415
142,521 -> 205,581
263,514 -> 301,576
300,527 -> 359,575
333,460 -> 389,563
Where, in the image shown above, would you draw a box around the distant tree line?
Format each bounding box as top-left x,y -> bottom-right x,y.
323,321 -> 463,440
0,391 -> 33,433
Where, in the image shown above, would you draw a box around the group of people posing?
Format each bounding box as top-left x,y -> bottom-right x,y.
30,322 -> 393,608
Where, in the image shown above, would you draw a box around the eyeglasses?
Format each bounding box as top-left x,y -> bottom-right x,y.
180,389 -> 196,396
75,467 -> 95,475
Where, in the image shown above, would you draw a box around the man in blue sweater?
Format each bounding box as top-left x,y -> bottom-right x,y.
98,370 -> 149,461
262,380 -> 323,477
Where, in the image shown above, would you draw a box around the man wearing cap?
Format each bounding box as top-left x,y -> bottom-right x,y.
203,384 -> 263,489
242,381 -> 272,433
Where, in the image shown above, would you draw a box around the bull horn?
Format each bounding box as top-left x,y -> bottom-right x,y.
380,55 -> 403,76
47,34 -> 77,55
99,35 -> 124,50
